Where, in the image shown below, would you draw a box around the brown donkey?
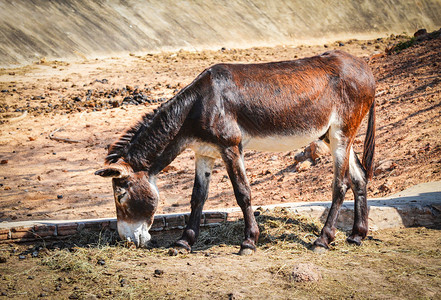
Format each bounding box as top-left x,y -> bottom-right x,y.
96,50 -> 376,255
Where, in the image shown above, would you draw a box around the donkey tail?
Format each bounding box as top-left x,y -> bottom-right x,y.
362,101 -> 376,181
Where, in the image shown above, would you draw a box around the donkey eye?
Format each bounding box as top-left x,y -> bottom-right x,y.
116,191 -> 128,204
114,185 -> 128,205
115,186 -> 126,194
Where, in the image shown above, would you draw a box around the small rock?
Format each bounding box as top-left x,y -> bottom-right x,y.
414,28 -> 427,38
0,257 -> 7,263
168,248 -> 178,256
374,160 -> 397,176
162,165 -> 178,173
120,278 -> 127,287
261,170 -> 271,176
57,195 -> 63,199
154,269 -> 164,276
378,182 -> 391,193
296,159 -> 313,172
97,259 -> 105,266
122,96 -> 133,103
406,149 -> 417,156
421,143 -> 431,152
309,141 -> 329,161
294,151 -> 307,163
19,255 -> 26,260
0,160 -> 8,164
291,262 -> 322,282
39,248 -> 50,256
68,293 -> 79,300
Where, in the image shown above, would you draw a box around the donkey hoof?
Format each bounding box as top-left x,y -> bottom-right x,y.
312,239 -> 329,253
347,236 -> 363,246
239,247 -> 255,256
174,240 -> 191,252
239,241 -> 256,256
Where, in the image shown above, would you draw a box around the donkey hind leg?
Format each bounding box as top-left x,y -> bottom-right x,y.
347,147 -> 369,245
221,145 -> 259,255
174,155 -> 215,251
313,130 -> 351,251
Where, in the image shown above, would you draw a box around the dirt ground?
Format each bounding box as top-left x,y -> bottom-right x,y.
1,32 -> 440,222
0,209 -> 440,299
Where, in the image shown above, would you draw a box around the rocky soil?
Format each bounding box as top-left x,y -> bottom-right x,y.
0,31 -> 440,221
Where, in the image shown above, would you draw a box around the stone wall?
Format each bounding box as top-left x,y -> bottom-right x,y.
1,198 -> 439,244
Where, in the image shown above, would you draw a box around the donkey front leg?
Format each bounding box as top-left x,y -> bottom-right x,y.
221,145 -> 259,255
174,155 -> 215,251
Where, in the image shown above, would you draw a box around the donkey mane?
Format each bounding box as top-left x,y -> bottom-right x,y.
105,111 -> 155,164
106,73 -> 207,170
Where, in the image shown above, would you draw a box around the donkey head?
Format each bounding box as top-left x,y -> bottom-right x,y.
95,160 -> 159,247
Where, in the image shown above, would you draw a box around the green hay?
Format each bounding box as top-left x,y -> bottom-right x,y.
392,37 -> 416,53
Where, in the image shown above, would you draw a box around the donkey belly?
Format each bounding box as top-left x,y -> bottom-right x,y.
242,133 -> 320,152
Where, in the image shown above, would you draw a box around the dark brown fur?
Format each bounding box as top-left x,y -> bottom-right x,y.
97,50 -> 376,252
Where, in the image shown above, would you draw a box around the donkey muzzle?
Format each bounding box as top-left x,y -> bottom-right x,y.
117,220 -> 152,248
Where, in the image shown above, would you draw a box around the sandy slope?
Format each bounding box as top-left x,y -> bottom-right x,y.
0,33 -> 440,221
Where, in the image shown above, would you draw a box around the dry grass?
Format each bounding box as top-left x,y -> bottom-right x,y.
1,209 -> 440,299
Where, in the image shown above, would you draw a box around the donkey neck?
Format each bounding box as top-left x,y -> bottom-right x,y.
147,132 -> 191,176
106,68 -> 209,173
124,91 -> 197,172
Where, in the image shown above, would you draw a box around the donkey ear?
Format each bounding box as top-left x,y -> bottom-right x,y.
95,166 -> 129,178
